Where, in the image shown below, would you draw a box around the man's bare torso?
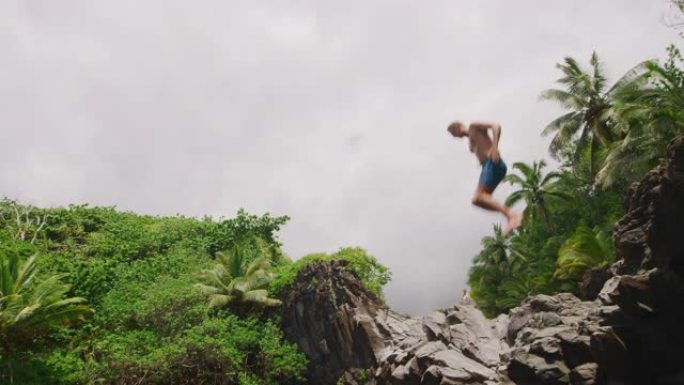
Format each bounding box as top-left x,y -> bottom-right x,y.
468,125 -> 494,164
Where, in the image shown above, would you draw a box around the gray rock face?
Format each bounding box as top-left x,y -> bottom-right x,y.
595,133 -> 684,384
283,264 -> 508,385
503,294 -> 600,385
281,260 -> 396,385
282,135 -> 684,385
578,264 -> 614,301
374,303 -> 504,385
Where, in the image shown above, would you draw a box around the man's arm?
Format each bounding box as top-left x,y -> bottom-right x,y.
471,121 -> 502,161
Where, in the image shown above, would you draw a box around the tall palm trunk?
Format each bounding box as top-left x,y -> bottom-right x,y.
539,203 -> 554,230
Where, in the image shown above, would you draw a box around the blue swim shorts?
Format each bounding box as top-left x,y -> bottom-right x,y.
479,157 -> 507,190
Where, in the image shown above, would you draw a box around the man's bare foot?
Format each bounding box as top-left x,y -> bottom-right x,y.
503,212 -> 523,235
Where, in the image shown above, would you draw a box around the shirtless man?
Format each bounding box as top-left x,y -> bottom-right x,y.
447,120 -> 523,235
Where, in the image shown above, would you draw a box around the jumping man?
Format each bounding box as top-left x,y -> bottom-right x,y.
447,120 -> 523,235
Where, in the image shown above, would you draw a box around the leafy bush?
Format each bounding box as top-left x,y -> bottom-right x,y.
555,226 -> 615,280
0,201 -> 307,384
269,247 -> 391,299
0,251 -> 93,355
85,316 -> 306,385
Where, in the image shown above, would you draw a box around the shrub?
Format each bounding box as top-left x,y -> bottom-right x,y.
269,247 -> 391,299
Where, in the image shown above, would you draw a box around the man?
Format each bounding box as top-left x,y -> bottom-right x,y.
461,288 -> 471,304
447,120 -> 523,235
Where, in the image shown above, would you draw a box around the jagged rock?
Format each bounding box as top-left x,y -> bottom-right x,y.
414,341 -> 447,369
281,260 -> 398,385
508,349 -> 570,385
558,333 -> 592,369
390,365 -> 406,382
423,311 -> 450,343
529,337 -> 562,358
578,263 -> 613,301
405,356 -> 421,383
596,276 -> 621,306
568,363 -> 598,385
432,349 -> 496,381
447,304 -> 505,367
506,295 -> 579,345
421,365 -> 442,385
599,134 -> 684,384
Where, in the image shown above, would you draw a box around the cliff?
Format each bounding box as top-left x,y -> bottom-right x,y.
282,134 -> 684,385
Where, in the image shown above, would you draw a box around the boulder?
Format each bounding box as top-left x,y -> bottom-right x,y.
578,263 -> 613,301
568,363 -> 598,385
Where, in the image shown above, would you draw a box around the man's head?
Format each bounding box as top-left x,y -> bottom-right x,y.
447,121 -> 467,138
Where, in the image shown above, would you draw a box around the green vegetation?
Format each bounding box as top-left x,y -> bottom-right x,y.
0,249 -> 93,360
468,45 -> 684,317
554,226 -> 614,281
195,237 -> 282,310
504,160 -> 570,227
269,247 -> 392,299
0,200 -> 390,384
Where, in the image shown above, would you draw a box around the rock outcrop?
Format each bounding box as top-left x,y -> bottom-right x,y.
593,133 -> 684,384
373,303 -> 507,385
281,260 -> 398,385
281,260 -> 507,385
283,135 -> 684,385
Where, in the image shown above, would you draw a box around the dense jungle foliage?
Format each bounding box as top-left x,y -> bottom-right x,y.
468,45 -> 684,317
0,203 -> 389,384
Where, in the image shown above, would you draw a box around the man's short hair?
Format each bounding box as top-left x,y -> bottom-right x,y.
447,121 -> 464,134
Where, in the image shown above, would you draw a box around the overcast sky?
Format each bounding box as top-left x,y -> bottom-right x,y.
1,1 -> 680,315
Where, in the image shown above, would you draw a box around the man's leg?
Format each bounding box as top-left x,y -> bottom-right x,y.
472,185 -> 511,219
472,185 -> 522,235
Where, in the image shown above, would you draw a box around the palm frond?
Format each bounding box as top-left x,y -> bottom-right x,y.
13,254 -> 38,295
197,237 -> 280,310
591,51 -> 607,93
193,283 -> 221,295
539,90 -> 583,109
208,294 -> 233,308
541,112 -> 582,137
505,191 -> 525,207
608,61 -> 652,95
242,290 -> 281,307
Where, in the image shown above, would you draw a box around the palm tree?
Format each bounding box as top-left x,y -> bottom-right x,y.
554,226 -> 615,280
0,251 -> 93,351
598,46 -> 684,187
497,275 -> 536,309
195,240 -> 281,309
540,52 -> 640,175
504,160 -> 571,227
468,225 -> 528,316
472,225 -> 527,280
